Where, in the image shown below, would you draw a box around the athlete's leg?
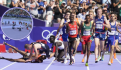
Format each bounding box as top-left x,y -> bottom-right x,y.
57,50 -> 64,62
63,41 -> 68,58
3,42 -> 27,56
0,57 -> 26,62
100,41 -> 105,61
114,40 -> 118,59
82,46 -> 87,63
85,42 -> 91,66
108,45 -> 114,65
75,38 -> 80,53
69,41 -> 73,65
94,38 -> 100,62
72,39 -> 78,56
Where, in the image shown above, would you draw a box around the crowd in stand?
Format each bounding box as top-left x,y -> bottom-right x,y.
0,0 -> 121,27
4,9 -> 31,18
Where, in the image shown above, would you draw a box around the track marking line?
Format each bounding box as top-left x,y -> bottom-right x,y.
45,58 -> 55,70
116,58 -> 121,64
87,66 -> 90,70
0,62 -> 16,70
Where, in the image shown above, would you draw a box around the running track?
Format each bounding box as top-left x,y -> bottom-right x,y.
0,53 -> 121,70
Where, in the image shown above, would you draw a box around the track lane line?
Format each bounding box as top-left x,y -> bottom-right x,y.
116,58 -> 121,64
0,62 -> 16,70
45,58 -> 55,70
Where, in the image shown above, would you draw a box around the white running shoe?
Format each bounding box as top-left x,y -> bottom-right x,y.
98,57 -> 101,61
72,56 -> 75,63
67,54 -> 70,60
64,58 -> 68,64
108,61 -> 111,65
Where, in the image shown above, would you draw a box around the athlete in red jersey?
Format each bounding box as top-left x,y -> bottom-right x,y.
66,12 -> 80,65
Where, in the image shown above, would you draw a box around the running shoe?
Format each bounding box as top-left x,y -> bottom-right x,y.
108,61 -> 111,65
85,63 -> 88,66
67,54 -> 70,60
97,57 -> 101,61
64,58 -> 68,64
111,59 -> 113,63
0,57 -> 4,59
100,56 -> 104,61
3,42 -> 7,45
95,58 -> 98,63
114,53 -> 116,59
72,56 -> 75,63
82,59 -> 84,63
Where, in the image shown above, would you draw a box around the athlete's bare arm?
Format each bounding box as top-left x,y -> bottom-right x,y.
79,22 -> 84,42
66,23 -> 69,34
116,22 -> 121,34
103,17 -> 111,29
56,19 -> 65,37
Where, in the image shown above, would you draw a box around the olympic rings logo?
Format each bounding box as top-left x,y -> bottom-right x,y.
42,30 -> 57,43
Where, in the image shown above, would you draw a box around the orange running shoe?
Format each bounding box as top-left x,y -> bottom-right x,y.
82,59 -> 84,63
114,53 -> 116,59
111,59 -> 113,63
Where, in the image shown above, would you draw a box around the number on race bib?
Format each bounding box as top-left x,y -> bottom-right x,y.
96,24 -> 103,29
70,30 -> 76,35
83,30 -> 90,35
108,31 -> 116,35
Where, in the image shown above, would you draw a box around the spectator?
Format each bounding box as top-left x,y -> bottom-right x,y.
6,0 -> 11,7
16,0 -> 25,8
112,0 -> 119,20
53,1 -> 62,23
118,0 -> 121,21
38,0 -> 44,19
0,0 -> 4,5
3,0 -> 7,6
26,0 -> 39,18
43,0 -> 47,20
45,0 -> 55,27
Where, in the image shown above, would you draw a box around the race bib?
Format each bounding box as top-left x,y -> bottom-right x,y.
96,24 -> 103,29
70,30 -> 76,35
83,30 -> 90,35
108,31 -> 116,35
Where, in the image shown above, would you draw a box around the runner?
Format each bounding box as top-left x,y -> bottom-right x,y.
66,12 -> 80,65
56,11 -> 70,64
79,15 -> 93,66
107,13 -> 121,65
0,42 -> 46,63
49,35 -> 65,62
92,8 -> 111,63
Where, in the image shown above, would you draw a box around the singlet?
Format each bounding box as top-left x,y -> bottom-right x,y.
54,40 -> 64,50
81,22 -> 92,36
68,21 -> 78,38
31,42 -> 47,50
95,15 -> 105,33
108,22 -> 117,36
62,19 -> 68,38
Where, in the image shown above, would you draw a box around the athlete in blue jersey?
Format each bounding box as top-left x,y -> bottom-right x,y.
56,11 -> 70,64
92,8 -> 111,63
106,13 -> 121,65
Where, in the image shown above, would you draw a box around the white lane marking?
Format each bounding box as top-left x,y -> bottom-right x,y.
87,66 -> 90,70
45,58 -> 55,70
116,58 -> 121,64
0,62 -> 16,70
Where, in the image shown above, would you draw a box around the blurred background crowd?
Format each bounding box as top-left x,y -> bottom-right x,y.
0,0 -> 121,27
